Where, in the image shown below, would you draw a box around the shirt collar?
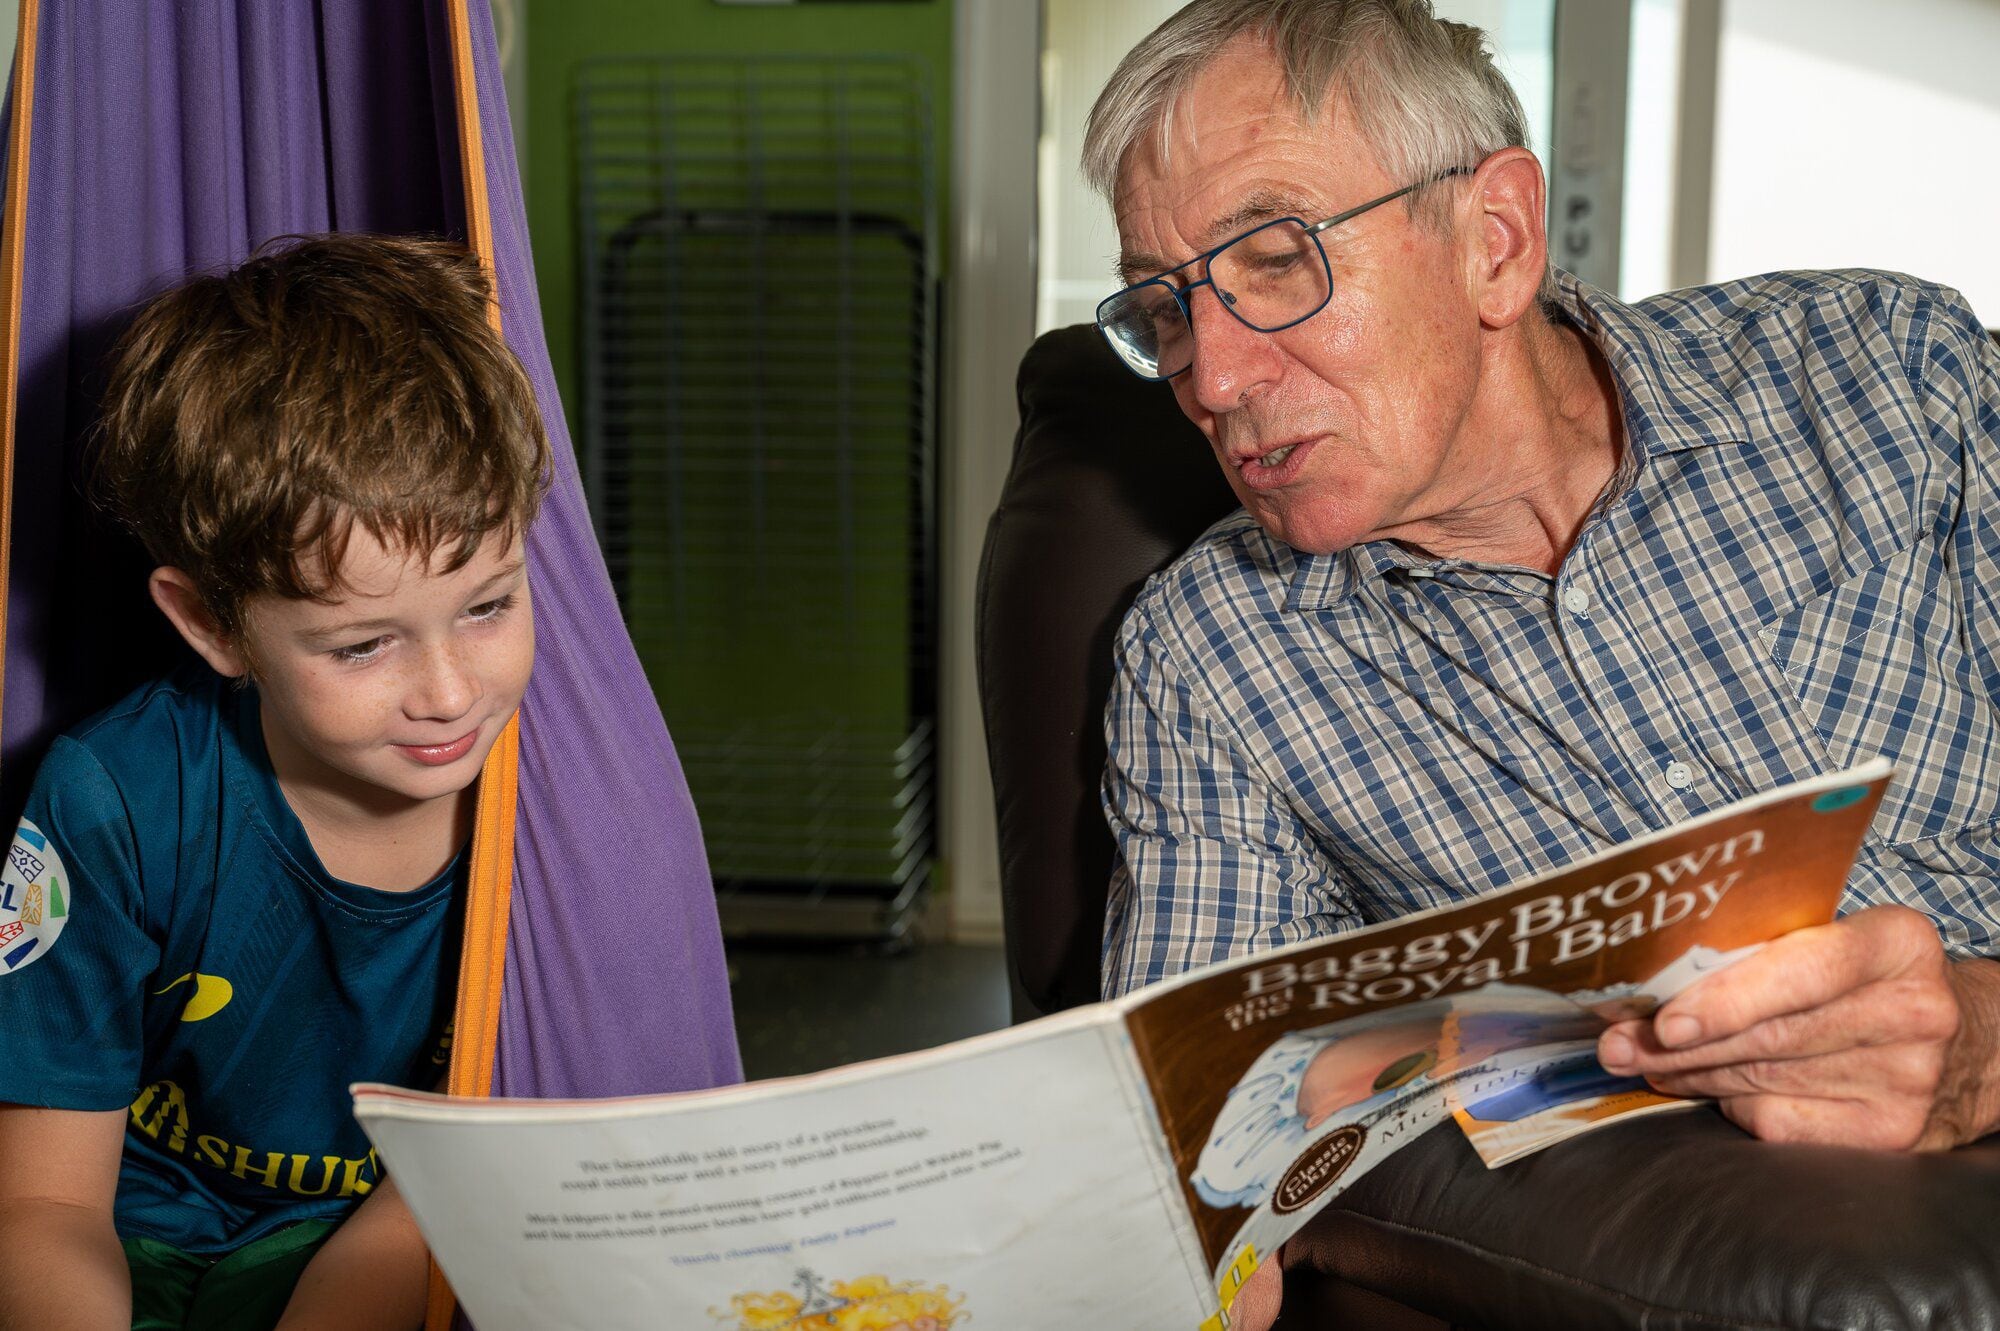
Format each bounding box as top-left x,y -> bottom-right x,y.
1558,269 -> 1750,458
1286,269 -> 1751,611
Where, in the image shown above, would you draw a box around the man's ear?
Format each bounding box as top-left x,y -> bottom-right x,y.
148,568 -> 249,679
1463,146 -> 1549,330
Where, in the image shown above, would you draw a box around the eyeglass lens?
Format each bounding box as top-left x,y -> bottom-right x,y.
1100,219 -> 1332,380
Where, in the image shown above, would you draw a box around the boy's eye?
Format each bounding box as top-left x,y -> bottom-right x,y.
466,592 -> 516,623
329,636 -> 390,665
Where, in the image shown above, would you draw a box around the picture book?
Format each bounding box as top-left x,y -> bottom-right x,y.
354,760 -> 1889,1331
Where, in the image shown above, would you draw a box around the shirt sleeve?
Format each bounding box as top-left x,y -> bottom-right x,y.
1100,600 -> 1362,999
1926,292 -> 2000,710
0,736 -> 158,1109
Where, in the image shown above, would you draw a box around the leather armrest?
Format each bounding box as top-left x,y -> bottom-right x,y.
1291,1108 -> 2000,1330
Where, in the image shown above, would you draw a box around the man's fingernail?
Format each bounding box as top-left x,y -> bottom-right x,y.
1658,1014 -> 1701,1047
1600,1032 -> 1634,1068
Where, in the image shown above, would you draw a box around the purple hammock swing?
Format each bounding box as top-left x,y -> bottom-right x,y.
0,1 -> 742,1324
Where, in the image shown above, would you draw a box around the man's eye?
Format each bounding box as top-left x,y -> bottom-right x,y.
1229,250 -> 1304,284
467,592 -> 517,623
330,637 -> 390,665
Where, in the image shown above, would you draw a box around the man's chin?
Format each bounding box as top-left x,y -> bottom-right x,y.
1247,502 -> 1366,557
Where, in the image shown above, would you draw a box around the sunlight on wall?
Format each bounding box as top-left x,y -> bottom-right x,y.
1036,0 -> 1183,334
1619,0 -> 1680,300
1710,0 -> 2000,323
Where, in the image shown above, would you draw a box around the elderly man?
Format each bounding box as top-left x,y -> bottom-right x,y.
1089,2 -> 2000,1314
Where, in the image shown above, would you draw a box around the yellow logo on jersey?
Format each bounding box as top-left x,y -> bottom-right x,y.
154,972 -> 235,1022
129,1080 -> 379,1200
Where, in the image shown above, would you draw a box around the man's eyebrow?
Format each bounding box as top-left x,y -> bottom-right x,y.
1115,250 -> 1170,286
1195,190 -> 1316,249
1114,189 -> 1320,286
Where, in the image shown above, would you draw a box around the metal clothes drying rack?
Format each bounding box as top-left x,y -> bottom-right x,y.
575,56 -> 938,941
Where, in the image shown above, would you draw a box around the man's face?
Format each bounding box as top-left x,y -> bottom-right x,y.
238,526 -> 535,817
1113,40 -> 1487,555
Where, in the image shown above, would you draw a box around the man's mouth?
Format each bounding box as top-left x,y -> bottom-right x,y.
1234,439 -> 1316,491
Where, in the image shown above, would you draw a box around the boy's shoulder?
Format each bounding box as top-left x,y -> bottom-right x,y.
43,666 -> 235,818
61,664 -> 230,759
12,668 -> 233,935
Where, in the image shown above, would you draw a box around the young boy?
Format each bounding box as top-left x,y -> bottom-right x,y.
0,234 -> 549,1330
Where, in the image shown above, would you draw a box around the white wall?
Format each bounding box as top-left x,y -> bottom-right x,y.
1619,0 -> 1682,299
1709,0 -> 2000,323
944,0 -> 1042,942
1037,0 -> 1184,334
1447,0 -> 1555,164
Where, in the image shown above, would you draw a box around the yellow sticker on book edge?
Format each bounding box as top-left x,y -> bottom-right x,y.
1217,1244 -> 1260,1309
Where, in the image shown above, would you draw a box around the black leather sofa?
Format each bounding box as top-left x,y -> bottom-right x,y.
976,323 -> 2000,1330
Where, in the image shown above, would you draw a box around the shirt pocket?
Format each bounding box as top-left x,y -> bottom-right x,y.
1760,535 -> 2000,845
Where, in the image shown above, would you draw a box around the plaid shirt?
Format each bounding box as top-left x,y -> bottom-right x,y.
1102,269 -> 2000,997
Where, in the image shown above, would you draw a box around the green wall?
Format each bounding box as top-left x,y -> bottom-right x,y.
521,0 -> 954,892
523,0 -> 955,424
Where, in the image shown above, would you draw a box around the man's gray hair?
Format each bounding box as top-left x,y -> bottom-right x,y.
1083,0 -> 1533,236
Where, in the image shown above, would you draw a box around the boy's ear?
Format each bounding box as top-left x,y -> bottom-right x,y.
148,568 -> 249,679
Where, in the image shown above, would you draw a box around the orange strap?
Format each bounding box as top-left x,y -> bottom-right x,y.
426,4 -> 515,1326
0,0 -> 44,771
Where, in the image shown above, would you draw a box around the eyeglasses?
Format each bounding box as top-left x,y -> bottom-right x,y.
1095,167 -> 1471,382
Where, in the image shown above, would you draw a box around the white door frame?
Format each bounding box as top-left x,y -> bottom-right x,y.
941,0 -> 1040,942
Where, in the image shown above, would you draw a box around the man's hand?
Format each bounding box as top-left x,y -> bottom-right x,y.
1228,1248 -> 1284,1331
1597,905 -> 2000,1148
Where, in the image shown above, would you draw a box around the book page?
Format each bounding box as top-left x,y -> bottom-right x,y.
356,1015 -> 1214,1331
1447,1038 -> 1696,1167
1115,762 -> 1889,1293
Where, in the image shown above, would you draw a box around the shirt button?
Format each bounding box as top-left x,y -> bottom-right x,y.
1664,761 -> 1694,790
1561,585 -> 1590,615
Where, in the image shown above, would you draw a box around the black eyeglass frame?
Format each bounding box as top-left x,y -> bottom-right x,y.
1095,165 -> 1474,382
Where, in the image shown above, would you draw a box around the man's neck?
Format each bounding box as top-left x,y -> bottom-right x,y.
1384,315 -> 1625,575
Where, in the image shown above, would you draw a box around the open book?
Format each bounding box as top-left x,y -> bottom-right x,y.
354,761 -> 1889,1331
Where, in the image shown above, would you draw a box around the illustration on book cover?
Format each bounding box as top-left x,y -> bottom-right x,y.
712,1268 -> 966,1330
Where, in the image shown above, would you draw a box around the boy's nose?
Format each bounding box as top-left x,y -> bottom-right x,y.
407,646 -> 478,722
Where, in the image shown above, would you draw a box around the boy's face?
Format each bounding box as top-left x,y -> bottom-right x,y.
233,526 -> 534,813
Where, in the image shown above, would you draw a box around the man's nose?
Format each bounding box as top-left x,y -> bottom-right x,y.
1185,282 -> 1281,414
407,645 -> 478,722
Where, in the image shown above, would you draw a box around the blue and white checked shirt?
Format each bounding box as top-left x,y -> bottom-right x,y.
1102,269 -> 2000,997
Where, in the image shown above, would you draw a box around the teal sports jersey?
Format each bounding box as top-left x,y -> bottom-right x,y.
0,668 -> 463,1254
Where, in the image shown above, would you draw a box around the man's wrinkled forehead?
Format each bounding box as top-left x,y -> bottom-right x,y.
1109,44 -> 1356,282
1114,186 -> 1323,285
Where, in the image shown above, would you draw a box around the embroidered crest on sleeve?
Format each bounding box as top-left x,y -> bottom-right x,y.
1,820 -> 71,974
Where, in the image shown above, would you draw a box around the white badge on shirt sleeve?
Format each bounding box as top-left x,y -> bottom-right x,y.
1,819 -> 72,975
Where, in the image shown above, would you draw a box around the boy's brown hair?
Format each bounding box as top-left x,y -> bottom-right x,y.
96,233 -> 550,637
